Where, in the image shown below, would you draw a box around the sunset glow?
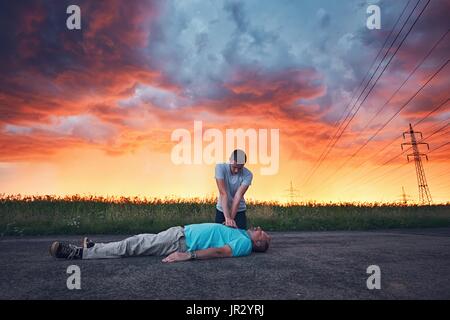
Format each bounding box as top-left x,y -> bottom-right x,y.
0,0 -> 448,204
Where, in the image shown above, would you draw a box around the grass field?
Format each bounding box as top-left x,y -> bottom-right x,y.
1,194 -> 449,235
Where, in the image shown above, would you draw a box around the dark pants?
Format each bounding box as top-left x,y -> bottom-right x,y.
215,209 -> 247,230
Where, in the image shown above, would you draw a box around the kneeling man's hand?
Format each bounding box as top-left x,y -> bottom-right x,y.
224,218 -> 237,228
162,252 -> 191,263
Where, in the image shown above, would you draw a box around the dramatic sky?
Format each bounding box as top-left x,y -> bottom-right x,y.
0,0 -> 449,203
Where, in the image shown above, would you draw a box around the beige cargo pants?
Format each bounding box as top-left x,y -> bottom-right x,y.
82,226 -> 187,259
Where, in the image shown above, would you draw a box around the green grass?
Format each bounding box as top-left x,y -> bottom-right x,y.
0,195 -> 449,235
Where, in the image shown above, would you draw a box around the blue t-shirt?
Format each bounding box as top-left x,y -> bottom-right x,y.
184,223 -> 252,257
215,163 -> 253,212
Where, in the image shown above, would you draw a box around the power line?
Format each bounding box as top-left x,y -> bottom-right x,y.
348,142 -> 450,202
330,0 -> 413,131
327,98 -> 449,189
357,140 -> 449,192
359,28 -> 449,133
351,123 -> 448,188
427,167 -> 450,182
349,121 -> 449,189
301,0 -> 418,188
401,123 -> 433,204
374,142 -> 450,197
308,60 -> 449,195
338,121 -> 449,194
302,0 -> 431,190
315,0 -> 433,178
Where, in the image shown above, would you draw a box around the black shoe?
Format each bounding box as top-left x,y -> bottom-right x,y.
82,237 -> 95,249
50,242 -> 83,259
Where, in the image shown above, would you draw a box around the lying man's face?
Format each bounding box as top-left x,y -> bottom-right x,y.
250,226 -> 271,243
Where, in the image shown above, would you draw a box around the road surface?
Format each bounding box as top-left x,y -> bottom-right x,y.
1,228 -> 449,299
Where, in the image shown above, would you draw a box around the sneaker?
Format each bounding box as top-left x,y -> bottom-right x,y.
82,237 -> 95,249
49,241 -> 83,259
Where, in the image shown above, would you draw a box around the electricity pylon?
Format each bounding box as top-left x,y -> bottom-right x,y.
401,123 -> 433,205
284,181 -> 300,204
398,186 -> 412,205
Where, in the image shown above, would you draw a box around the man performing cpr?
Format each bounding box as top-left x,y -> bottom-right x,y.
215,149 -> 253,229
49,223 -> 271,262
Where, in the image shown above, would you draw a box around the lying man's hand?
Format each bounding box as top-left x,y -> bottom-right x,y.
162,251 -> 191,263
224,218 -> 237,228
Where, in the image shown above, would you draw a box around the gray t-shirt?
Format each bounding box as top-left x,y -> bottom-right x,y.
215,163 -> 253,212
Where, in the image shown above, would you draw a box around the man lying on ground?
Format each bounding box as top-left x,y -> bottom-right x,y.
49,223 -> 271,263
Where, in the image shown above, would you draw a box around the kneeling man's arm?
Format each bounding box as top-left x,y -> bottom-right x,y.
162,245 -> 232,263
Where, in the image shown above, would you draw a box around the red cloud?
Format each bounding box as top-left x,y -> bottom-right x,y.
0,0 -> 447,177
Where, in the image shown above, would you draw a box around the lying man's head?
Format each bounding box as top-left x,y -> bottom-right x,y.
248,226 -> 271,253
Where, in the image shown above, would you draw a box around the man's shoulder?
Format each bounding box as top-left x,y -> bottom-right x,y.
242,167 -> 253,176
215,162 -> 228,171
216,162 -> 227,166
195,222 -> 231,230
228,230 -> 253,256
186,222 -> 215,229
230,228 -> 250,239
210,223 -> 247,235
241,167 -> 252,182
214,163 -> 228,180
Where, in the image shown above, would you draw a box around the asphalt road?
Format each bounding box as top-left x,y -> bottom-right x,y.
1,228 -> 450,299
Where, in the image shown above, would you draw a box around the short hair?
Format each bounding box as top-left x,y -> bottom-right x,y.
230,149 -> 247,164
252,239 -> 269,253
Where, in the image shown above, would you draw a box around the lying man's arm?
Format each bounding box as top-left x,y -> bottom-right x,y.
162,245 -> 232,263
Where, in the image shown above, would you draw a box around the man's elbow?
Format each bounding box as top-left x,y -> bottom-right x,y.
219,191 -> 228,198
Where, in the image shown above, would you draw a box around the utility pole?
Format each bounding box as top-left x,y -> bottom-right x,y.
401,123 -> 433,205
398,186 -> 412,205
284,181 -> 300,204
